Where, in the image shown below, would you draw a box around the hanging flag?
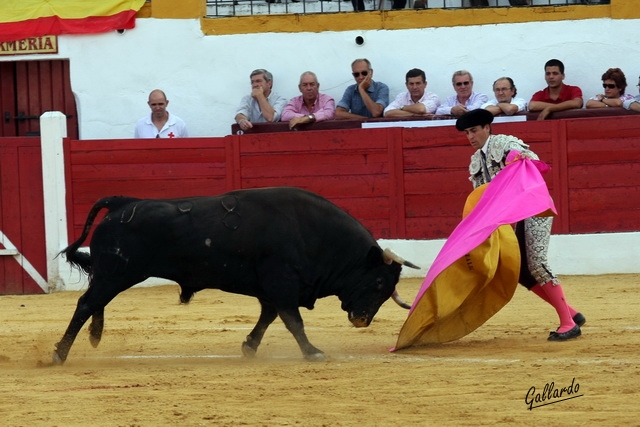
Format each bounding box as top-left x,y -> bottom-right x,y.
0,0 -> 147,43
393,151 -> 557,351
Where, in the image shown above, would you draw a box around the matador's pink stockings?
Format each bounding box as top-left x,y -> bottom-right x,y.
531,282 -> 576,333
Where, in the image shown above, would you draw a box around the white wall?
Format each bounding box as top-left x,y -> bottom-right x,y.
381,232 -> 640,279
5,17 -> 639,139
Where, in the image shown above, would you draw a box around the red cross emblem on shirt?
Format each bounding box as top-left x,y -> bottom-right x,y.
168,132 -> 175,138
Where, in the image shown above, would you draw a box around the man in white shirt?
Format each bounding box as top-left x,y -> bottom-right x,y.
134,89 -> 188,138
383,68 -> 439,118
481,77 -> 527,116
436,70 -> 488,117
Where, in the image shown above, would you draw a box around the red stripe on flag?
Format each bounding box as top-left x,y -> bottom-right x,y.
0,10 -> 138,43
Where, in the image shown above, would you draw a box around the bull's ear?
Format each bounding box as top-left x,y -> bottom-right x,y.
365,246 -> 384,267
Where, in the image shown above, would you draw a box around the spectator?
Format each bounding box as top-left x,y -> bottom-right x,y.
436,70 -> 488,117
392,0 -> 407,9
134,89 -> 188,138
586,68 -> 635,109
481,77 -> 527,116
350,0 -> 365,11
455,109 -> 584,341
336,58 -> 389,120
623,74 -> 640,112
281,71 -> 335,130
383,68 -> 439,118
528,59 -> 583,120
234,69 -> 288,132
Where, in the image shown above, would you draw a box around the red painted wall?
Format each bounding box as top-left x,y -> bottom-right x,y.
65,115 -> 640,243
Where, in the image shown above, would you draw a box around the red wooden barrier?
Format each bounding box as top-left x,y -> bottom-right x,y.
64,115 -> 640,245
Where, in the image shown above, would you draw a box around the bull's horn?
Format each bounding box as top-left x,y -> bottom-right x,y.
392,289 -> 411,310
383,248 -> 420,269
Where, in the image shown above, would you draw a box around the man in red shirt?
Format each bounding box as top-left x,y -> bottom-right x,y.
529,59 -> 583,120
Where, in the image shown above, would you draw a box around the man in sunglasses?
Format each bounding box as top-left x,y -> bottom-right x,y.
336,58 -> 389,120
134,89 -> 188,138
528,59 -> 583,120
622,75 -> 640,113
383,68 -> 440,118
435,70 -> 488,117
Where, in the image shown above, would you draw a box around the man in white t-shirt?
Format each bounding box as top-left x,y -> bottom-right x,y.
134,89 -> 188,138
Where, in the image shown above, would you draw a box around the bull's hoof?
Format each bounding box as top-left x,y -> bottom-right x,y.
304,352 -> 326,362
89,334 -> 101,348
241,341 -> 257,358
51,350 -> 65,366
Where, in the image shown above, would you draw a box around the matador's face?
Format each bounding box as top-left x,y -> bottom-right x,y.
463,124 -> 491,151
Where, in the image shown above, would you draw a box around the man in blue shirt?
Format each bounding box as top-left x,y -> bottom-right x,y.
335,58 -> 389,120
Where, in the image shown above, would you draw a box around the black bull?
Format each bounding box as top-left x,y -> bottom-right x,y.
53,187 -> 419,363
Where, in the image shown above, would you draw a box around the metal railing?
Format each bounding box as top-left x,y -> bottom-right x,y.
205,0 -> 609,18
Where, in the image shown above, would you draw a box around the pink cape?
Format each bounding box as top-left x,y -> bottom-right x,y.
393,151 -> 557,350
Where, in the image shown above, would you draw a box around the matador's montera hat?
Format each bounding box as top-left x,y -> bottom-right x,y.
455,109 -> 494,131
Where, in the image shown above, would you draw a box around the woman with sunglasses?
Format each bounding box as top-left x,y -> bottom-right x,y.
586,67 -> 635,109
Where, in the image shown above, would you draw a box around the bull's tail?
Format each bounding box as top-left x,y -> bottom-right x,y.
60,196 -> 140,277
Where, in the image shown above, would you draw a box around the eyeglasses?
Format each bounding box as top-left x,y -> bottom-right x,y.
455,81 -> 471,87
602,83 -> 617,89
493,87 -> 512,92
352,71 -> 369,78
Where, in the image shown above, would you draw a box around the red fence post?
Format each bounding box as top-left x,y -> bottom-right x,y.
226,134 -> 241,191
550,120 -> 570,234
388,128 -> 406,238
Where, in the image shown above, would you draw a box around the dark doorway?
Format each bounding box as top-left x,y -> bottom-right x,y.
0,60 -> 78,139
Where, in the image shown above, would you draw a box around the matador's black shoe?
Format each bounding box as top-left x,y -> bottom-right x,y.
548,324 -> 581,341
573,312 -> 586,327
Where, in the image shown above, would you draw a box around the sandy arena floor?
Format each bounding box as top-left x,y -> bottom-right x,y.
0,274 -> 638,426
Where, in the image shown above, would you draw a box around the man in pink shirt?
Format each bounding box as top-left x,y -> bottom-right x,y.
529,59 -> 583,120
281,71 -> 335,130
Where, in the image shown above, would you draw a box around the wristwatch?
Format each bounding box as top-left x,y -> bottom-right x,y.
307,114 -> 315,121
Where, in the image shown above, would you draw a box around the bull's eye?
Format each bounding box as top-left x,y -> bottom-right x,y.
376,277 -> 384,290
